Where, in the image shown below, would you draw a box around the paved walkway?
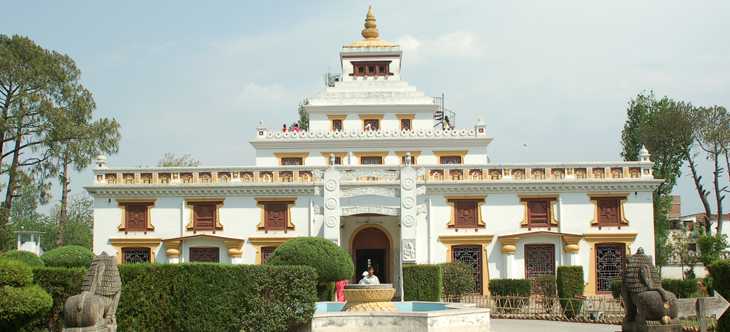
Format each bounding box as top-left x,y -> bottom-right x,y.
491,319 -> 617,332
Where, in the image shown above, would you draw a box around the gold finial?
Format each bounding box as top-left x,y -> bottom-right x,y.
361,6 -> 379,39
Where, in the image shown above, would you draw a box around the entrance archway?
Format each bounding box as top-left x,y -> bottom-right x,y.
350,225 -> 391,284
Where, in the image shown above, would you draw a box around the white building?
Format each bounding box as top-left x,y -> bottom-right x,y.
87,7 -> 661,296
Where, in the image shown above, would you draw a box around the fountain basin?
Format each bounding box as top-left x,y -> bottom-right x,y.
342,284 -> 396,312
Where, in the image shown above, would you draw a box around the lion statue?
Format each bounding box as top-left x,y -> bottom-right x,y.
621,248 -> 679,332
63,252 -> 121,332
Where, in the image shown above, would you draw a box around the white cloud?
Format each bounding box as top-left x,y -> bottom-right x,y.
397,31 -> 484,64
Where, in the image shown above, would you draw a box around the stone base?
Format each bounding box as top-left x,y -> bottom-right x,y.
622,319 -> 681,332
63,324 -> 115,332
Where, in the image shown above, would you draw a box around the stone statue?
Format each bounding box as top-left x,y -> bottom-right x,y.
63,252 -> 121,332
621,248 -> 680,332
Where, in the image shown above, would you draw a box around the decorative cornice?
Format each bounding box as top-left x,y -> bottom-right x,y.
85,185 -> 315,197
424,180 -> 662,194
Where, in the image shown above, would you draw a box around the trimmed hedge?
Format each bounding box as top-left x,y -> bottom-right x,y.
404,264 -> 443,301
708,260 -> 730,332
41,245 -> 94,268
0,260 -> 33,287
0,250 -> 44,267
33,267 -> 86,332
610,279 -> 622,300
557,266 -> 584,318
267,237 -> 354,283
661,278 -> 698,298
533,275 -> 557,297
0,285 -> 53,331
440,262 -> 475,298
489,279 -> 532,297
118,263 -> 318,332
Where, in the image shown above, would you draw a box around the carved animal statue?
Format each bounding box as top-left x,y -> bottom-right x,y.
63,253 -> 121,332
621,248 -> 679,332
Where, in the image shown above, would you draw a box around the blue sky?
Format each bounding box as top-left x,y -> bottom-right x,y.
2,1 -> 729,214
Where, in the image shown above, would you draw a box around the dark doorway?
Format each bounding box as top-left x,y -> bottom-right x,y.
351,227 -> 390,283
355,249 -> 386,283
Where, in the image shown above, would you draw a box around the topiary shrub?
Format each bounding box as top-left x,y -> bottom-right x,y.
118,263 -> 318,332
0,260 -> 33,287
41,245 -> 94,268
0,250 -> 44,267
403,264 -> 443,301
708,260 -> 730,332
557,266 -> 584,319
33,267 -> 86,331
440,262 -> 474,299
661,278 -> 698,298
532,275 -> 557,297
266,237 -> 354,301
489,279 -> 532,297
0,260 -> 53,331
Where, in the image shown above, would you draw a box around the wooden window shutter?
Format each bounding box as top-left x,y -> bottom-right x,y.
265,203 -> 289,230
454,200 -> 478,227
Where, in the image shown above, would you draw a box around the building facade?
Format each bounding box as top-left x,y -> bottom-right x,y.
88,7 -> 661,296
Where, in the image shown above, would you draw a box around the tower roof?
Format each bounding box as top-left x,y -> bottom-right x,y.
344,6 -> 398,48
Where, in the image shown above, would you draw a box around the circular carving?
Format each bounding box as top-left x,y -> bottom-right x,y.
403,215 -> 415,227
402,177 -> 415,190
402,197 -> 415,209
325,179 -> 337,192
325,216 -> 337,227
325,198 -> 338,210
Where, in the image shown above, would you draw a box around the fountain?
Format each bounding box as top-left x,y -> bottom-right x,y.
342,284 -> 396,312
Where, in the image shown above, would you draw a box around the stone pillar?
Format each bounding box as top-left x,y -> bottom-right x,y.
500,238 -> 518,279
562,235 -> 581,266
323,166 -> 341,245
165,240 -> 181,264
400,165 -> 418,263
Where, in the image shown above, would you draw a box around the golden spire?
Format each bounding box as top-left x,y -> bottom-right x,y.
361,6 -> 379,39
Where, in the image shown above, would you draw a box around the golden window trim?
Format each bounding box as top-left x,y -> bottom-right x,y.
433,150 -> 468,157
395,113 -> 415,120
358,113 -> 385,119
519,197 -> 559,228
274,152 -> 309,166
353,151 -> 389,157
589,196 -> 629,228
184,199 -> 225,232
249,237 -> 294,264
109,238 -> 161,264
255,198 -> 297,231
437,234 -> 493,295
446,196 -> 486,229
321,152 -> 348,165
327,114 -> 347,120
117,200 -> 156,232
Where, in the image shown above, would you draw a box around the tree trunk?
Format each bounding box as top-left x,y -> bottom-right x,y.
686,150 -> 713,234
56,153 -> 70,246
712,147 -> 724,237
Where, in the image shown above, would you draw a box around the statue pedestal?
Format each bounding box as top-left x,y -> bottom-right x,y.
622,319 -> 682,332
342,284 -> 396,312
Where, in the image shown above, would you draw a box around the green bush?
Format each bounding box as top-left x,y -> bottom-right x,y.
533,275 -> 557,297
489,279 -> 532,296
318,281 -> 335,301
118,263 -> 318,332
403,264 -> 443,301
41,245 -> 93,268
708,260 -> 730,332
32,267 -> 86,331
0,250 -> 44,267
0,284 -> 53,331
0,259 -> 33,287
557,266 -> 584,318
610,279 -> 623,300
267,237 -> 354,283
661,278 -> 698,298
440,262 -> 475,298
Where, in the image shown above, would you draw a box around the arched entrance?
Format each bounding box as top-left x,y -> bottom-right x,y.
350,226 -> 391,283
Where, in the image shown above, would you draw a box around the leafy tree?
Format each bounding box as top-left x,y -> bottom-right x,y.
158,153 -> 200,167
693,106 -> 729,236
667,231 -> 699,279
620,92 -> 694,267
697,234 -> 729,266
297,98 -> 309,131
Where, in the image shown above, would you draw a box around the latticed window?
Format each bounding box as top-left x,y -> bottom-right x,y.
596,244 -> 625,293
400,118 -> 412,130
193,203 -> 217,230
360,156 -> 383,165
451,200 -> 479,228
440,156 -> 462,164
122,247 -> 150,264
597,198 -> 621,226
332,119 -> 343,131
264,203 -> 289,231
453,245 -> 483,293
525,244 -> 555,279
261,246 -> 277,264
280,157 -> 303,166
526,200 -> 551,227
121,202 -> 153,231
363,119 -> 380,130
189,247 -> 220,263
